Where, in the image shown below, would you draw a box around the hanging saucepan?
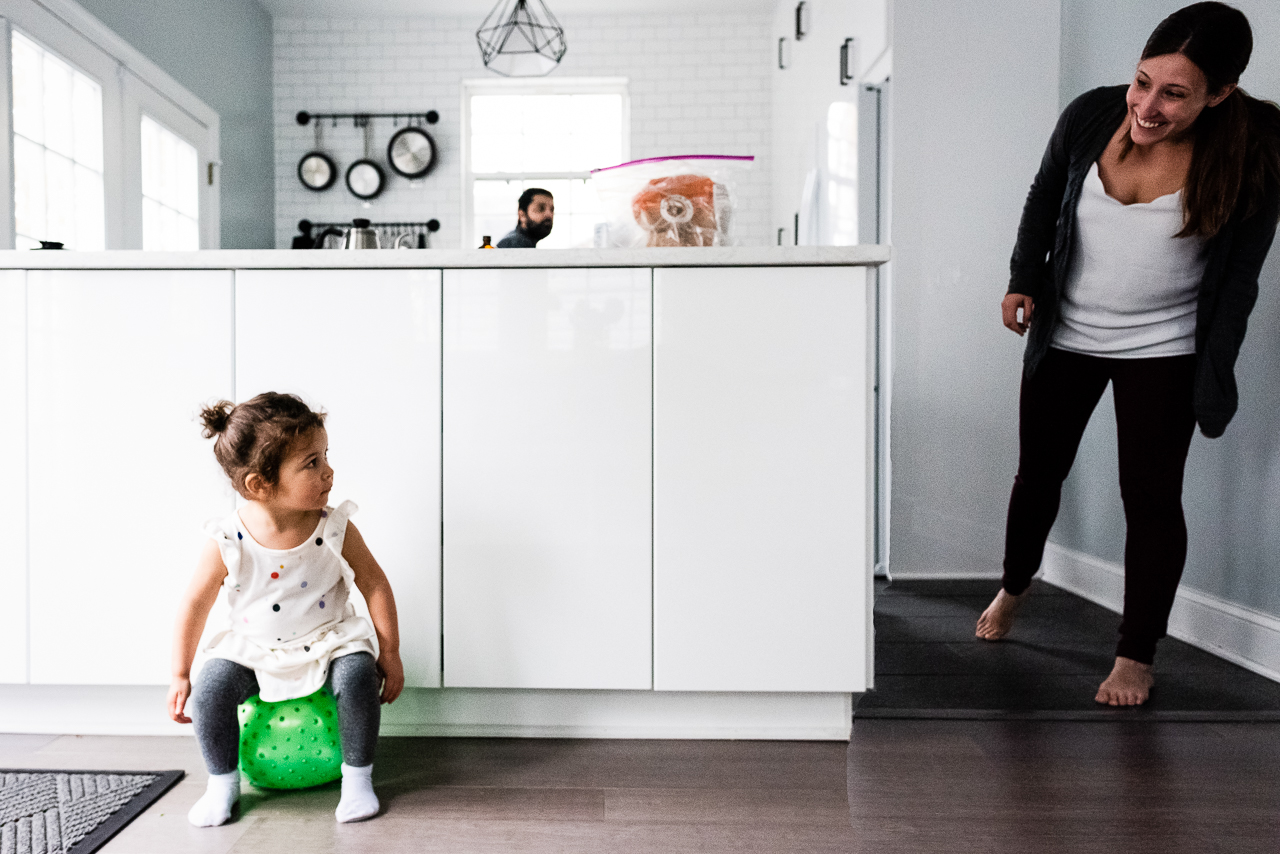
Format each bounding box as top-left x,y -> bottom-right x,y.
297,113 -> 337,192
346,116 -> 385,200
387,113 -> 439,179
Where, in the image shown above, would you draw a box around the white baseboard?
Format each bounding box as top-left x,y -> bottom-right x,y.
1041,543 -> 1280,683
0,685 -> 854,741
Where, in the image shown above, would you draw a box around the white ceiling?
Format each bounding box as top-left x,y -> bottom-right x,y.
259,0 -> 774,18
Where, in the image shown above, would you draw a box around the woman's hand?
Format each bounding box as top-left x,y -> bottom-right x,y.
1002,293 -> 1035,336
376,651 -> 405,704
168,675 -> 193,724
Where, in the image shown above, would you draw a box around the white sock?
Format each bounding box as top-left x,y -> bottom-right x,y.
188,770 -> 239,827
335,762 -> 379,823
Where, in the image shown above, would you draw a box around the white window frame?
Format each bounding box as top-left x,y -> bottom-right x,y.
460,76 -> 630,250
0,0 -> 219,249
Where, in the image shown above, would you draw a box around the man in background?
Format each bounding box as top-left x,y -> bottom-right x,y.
497,188 -> 555,247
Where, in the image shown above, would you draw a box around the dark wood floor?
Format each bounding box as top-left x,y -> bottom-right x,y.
4,723 -> 1279,853
848,719 -> 1280,854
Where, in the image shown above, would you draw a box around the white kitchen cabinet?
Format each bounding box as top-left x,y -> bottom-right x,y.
443,267 -> 652,689
235,269 -> 443,688
0,272 -> 27,683
26,270 -> 235,685
772,0 -> 889,243
653,266 -> 871,692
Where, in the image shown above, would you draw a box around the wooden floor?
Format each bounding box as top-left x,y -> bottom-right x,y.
3,723 -> 1278,853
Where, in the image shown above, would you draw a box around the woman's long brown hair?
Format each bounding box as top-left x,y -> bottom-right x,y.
1119,2 -> 1280,239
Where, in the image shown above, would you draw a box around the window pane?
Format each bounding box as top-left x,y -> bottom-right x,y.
470,92 -> 624,174
75,164 -> 106,251
11,34 -> 44,144
474,177 -> 600,249
13,136 -> 46,241
42,55 -> 74,159
469,88 -> 625,248
73,75 -> 103,171
11,30 -> 104,250
44,150 -> 75,244
140,114 -> 200,249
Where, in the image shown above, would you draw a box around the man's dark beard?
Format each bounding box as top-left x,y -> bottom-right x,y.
523,218 -> 553,243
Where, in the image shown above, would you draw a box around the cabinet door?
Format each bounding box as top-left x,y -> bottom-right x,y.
653,266 -> 871,691
443,268 -> 651,689
27,270 -> 235,685
236,269 -> 443,688
0,272 -> 27,683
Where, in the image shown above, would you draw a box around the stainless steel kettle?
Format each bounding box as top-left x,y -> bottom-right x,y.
343,218 -> 379,249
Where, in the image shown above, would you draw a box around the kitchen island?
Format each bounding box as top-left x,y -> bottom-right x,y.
0,246 -> 887,739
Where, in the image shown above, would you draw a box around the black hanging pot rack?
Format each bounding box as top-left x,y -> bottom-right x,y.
294,111 -> 441,194
296,111 -> 440,126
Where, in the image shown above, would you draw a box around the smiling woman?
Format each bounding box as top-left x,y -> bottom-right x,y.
983,1 -> 1280,708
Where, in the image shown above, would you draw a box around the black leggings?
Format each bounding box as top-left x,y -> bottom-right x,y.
1002,347 -> 1197,665
191,652 -> 381,775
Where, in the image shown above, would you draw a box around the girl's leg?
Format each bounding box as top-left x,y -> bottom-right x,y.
1110,354 -> 1197,666
327,651 -> 382,822
189,658 -> 259,826
1002,349 -> 1112,592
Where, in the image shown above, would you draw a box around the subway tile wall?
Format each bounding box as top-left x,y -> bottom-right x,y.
274,14 -> 773,249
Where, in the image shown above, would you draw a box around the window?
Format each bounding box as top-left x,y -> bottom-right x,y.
141,115 -> 199,250
10,30 -> 105,250
463,78 -> 629,249
0,0 -> 220,249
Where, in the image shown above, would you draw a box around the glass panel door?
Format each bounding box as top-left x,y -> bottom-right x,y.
140,115 -> 199,250
10,30 -> 104,250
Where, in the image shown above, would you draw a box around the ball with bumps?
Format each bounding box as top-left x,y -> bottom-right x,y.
237,688 -> 342,789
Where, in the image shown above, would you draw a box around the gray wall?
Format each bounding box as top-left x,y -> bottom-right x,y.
1053,0 -> 1280,617
888,0 -> 1062,576
73,0 -> 274,249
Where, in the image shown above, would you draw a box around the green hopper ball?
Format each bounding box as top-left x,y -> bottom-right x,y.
237,688 -> 342,789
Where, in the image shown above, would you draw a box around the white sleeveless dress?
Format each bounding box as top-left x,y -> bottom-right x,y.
201,500 -> 377,701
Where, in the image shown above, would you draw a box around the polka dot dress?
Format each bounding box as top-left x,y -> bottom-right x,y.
198,500 -> 376,702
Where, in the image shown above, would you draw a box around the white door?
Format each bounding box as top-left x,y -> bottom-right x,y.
235,268 -> 443,688
443,267 -> 651,689
653,266 -> 872,692
0,271 -> 28,683
26,269 -> 234,684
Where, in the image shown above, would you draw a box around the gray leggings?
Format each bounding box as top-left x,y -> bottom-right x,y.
191,652 -> 381,775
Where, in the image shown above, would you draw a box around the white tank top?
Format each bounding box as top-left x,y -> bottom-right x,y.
200,500 -> 377,701
1053,162 -> 1206,358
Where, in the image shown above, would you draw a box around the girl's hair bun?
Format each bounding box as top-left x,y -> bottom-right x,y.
200,400 -> 234,438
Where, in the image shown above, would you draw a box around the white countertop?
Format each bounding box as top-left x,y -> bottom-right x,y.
0,245 -> 889,270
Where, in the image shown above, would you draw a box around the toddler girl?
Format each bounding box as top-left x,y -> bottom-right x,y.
167,392 -> 404,826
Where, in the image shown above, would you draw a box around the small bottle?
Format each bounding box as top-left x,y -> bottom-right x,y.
480,235 -> 493,249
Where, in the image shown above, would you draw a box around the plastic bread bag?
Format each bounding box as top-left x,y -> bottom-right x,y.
590,155 -> 754,248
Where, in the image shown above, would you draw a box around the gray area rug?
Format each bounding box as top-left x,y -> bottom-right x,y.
0,770 -> 183,854
858,578 -> 1280,721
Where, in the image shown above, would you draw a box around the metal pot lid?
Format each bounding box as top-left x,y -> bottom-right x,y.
298,151 -> 337,191
346,159 -> 385,200
387,126 -> 437,179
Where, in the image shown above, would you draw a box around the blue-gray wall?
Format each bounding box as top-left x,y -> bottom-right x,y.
1054,0 -> 1280,617
888,0 -> 1062,578
73,0 -> 274,249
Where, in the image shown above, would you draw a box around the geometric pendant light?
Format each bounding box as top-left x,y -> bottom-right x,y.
477,0 -> 567,77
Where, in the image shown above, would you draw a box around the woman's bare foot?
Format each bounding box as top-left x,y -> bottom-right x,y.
975,588 -> 1026,641
1095,656 -> 1155,706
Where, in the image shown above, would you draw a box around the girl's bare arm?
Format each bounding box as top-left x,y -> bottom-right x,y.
168,538 -> 227,723
344,522 -> 404,704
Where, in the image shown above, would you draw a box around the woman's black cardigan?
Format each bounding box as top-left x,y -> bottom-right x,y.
1008,85 -> 1280,438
